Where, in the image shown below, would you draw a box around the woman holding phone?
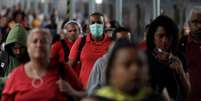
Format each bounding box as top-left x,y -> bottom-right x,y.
146,15 -> 190,101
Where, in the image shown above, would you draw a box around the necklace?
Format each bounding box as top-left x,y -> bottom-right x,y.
25,63 -> 45,88
31,70 -> 44,88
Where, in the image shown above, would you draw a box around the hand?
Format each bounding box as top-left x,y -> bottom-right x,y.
153,48 -> 185,74
56,78 -> 77,96
153,48 -> 170,63
169,54 -> 184,74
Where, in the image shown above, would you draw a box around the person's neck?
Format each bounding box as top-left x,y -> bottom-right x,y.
92,34 -> 104,41
28,60 -> 49,73
67,38 -> 74,43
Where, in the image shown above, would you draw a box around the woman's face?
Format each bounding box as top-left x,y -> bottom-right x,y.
27,32 -> 51,60
63,24 -> 79,42
154,26 -> 171,51
110,47 -> 147,94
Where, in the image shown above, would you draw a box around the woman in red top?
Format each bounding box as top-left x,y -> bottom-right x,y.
51,20 -> 82,75
2,28 -> 83,101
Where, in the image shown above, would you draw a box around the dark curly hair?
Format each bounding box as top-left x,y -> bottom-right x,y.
146,15 -> 179,54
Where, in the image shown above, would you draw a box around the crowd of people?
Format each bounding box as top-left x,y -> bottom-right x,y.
0,4 -> 200,101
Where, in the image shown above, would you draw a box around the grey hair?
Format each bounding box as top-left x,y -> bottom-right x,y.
186,6 -> 201,26
27,28 -> 52,44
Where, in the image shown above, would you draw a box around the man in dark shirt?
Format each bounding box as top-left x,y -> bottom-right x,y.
186,6 -> 201,101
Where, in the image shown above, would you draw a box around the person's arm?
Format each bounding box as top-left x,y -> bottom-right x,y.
68,37 -> 82,68
162,88 -> 172,101
1,69 -> 17,101
51,42 -> 61,60
169,55 -> 191,99
68,59 -> 77,68
154,50 -> 190,99
1,94 -> 14,101
64,63 -> 83,91
87,59 -> 102,95
57,79 -> 86,99
57,63 -> 86,99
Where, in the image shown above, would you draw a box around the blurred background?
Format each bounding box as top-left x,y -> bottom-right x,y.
0,0 -> 200,41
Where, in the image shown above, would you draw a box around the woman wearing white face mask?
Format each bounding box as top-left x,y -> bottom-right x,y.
68,12 -> 112,88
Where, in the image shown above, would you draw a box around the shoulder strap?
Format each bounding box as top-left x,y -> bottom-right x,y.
78,36 -> 86,51
60,39 -> 70,62
0,51 -> 9,77
58,62 -> 66,80
75,36 -> 86,63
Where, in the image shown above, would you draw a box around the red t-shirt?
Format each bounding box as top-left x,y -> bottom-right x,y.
51,39 -> 74,63
186,39 -> 201,101
69,34 -> 111,88
138,40 -> 147,50
2,63 -> 83,101
51,39 -> 81,75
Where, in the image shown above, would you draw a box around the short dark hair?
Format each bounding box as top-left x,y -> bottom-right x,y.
146,15 -> 179,54
110,20 -> 121,28
90,12 -> 103,17
112,27 -> 129,40
105,38 -> 136,84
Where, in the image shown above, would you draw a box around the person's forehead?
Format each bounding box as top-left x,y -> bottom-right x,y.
117,31 -> 129,35
90,15 -> 103,21
31,32 -> 50,39
13,42 -> 22,47
115,48 -> 137,61
155,26 -> 166,33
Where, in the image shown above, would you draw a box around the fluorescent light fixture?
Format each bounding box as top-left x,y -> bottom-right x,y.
95,0 -> 103,4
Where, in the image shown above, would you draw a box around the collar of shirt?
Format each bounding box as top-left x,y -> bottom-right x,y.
188,33 -> 201,44
86,33 -> 111,43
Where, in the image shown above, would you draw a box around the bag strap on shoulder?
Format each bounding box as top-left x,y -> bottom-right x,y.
75,36 -> 86,63
60,39 -> 70,62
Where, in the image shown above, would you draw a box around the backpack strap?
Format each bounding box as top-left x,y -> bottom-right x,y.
58,62 -> 66,80
75,36 -> 86,63
0,51 -> 9,77
60,39 -> 70,62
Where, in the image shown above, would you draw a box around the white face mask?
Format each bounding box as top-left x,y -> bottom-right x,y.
89,23 -> 104,38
